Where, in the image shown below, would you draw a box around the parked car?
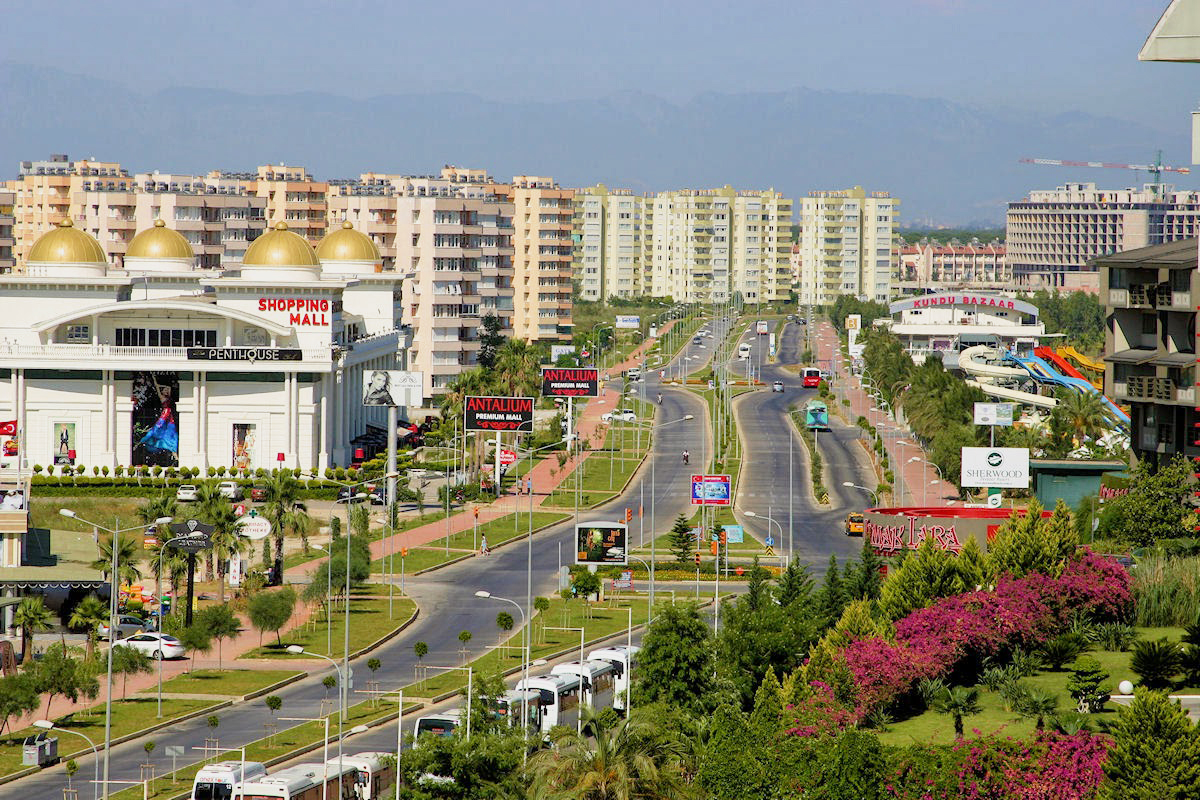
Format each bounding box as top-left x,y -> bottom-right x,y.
601,409 -> 637,423
217,480 -> 243,501
368,485 -> 386,505
114,632 -> 186,660
337,486 -> 369,503
250,485 -> 267,502
844,512 -> 865,536
175,484 -> 198,502
98,614 -> 150,641
772,381 -> 785,393
625,369 -> 641,382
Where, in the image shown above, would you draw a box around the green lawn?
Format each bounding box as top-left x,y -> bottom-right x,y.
369,511 -> 570,574
542,423 -> 650,507
282,511 -> 449,570
154,669 -> 303,697
0,697 -> 221,779
240,595 -> 417,660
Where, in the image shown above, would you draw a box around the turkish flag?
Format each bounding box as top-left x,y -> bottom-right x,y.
0,421 -> 16,436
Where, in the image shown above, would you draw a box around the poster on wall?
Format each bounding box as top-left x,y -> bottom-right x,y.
131,372 -> 179,467
362,370 -> 424,407
232,424 -> 256,472
53,422 -> 76,466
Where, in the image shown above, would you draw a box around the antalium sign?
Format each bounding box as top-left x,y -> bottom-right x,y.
464,396 -> 535,432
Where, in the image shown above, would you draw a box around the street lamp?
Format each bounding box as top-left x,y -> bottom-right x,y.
279,716 -> 331,800
474,590 -> 530,765
842,481 -> 881,507
310,543 -> 334,656
627,415 -> 694,611
156,533 -> 193,719
744,510 -> 786,565
59,508 -> 171,800
34,720 -> 97,800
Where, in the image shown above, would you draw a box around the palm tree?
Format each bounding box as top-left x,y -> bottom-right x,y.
136,494 -> 178,529
202,500 -> 245,605
263,471 -> 310,577
13,596 -> 54,663
933,686 -> 982,739
91,534 -> 142,587
527,707 -> 693,800
1016,687 -> 1059,731
196,481 -> 226,579
1052,389 -> 1109,445
68,594 -> 109,660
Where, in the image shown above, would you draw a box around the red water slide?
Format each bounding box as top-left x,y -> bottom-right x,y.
1033,346 -> 1089,382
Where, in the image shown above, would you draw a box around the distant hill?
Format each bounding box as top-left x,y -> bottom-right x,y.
0,62 -> 1190,225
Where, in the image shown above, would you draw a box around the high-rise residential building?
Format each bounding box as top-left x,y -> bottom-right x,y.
573,185 -> 645,301
798,187 -> 897,306
217,164 -> 329,247
646,187 -> 792,304
1006,182 -> 1200,290
0,189 -> 14,273
497,176 -> 574,342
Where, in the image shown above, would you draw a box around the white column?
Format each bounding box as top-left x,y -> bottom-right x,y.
285,372 -> 297,462
199,372 -> 209,469
192,374 -> 202,462
318,373 -> 330,471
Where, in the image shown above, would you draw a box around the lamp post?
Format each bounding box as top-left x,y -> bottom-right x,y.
287,644 -> 346,769
34,720 -> 97,800
310,543 -> 333,655
842,481 -> 881,507
280,716 -> 330,800
59,509 -> 171,800
156,533 -> 192,719
744,510 -> 785,566
591,323 -> 612,373
474,591 -> 529,765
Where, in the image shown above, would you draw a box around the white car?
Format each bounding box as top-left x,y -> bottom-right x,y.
114,632 -> 186,660
772,381 -> 785,393
601,409 -> 637,423
176,484 -> 198,502
217,480 -> 243,501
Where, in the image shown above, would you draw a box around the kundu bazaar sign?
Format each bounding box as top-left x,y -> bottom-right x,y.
888,293 -> 1038,317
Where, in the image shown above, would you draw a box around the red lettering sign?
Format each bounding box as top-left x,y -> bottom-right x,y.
258,297 -> 331,325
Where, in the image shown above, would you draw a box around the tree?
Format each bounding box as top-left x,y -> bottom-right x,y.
200,494 -> 244,603
698,704 -> 770,799
68,594 -> 109,660
1100,454 -> 1194,548
31,645 -> 99,717
262,472 -> 311,580
816,555 -> 847,626
634,602 -> 714,713
667,514 -> 694,566
878,538 -> 966,620
90,534 -> 142,587
264,695 -> 282,717
247,588 -> 296,647
13,596 -> 53,663
534,596 -> 551,643
1014,686 -> 1059,731
0,672 -> 39,735
933,686 -> 982,739
178,623 -> 213,671
986,499 -> 1077,581
1102,689 -> 1200,799
822,729 -> 888,800
495,611 -> 514,649
844,540 -> 884,602
1040,633 -> 1087,671
477,312 -> 505,370
1051,388 -> 1111,445
1066,655 -> 1111,713
777,556 -> 815,608
112,645 -> 152,697
1131,638 -> 1183,690
527,707 -> 692,800
197,605 -> 240,669
458,630 -> 472,664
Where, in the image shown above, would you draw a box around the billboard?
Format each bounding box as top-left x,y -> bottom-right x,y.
575,522 -> 628,565
53,422 -> 76,466
550,344 -> 575,361
691,474 -> 732,506
722,524 -> 744,544
615,315 -> 640,329
464,396 -> 535,432
961,447 -> 1029,488
541,367 -> 599,398
232,423 -> 256,471
132,372 -> 179,468
973,402 -> 1014,427
362,370 -> 424,407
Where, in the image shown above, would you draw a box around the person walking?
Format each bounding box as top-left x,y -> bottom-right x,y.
525,477 -> 533,496
480,534 -> 490,556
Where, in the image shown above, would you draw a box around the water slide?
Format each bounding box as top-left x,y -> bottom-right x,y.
1056,346 -> 1105,389
1006,352 -> 1130,428
958,346 -> 1059,409
1034,347 -> 1091,384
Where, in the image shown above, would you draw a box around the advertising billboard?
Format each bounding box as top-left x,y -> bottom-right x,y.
550,344 -> 575,361
960,447 -> 1029,488
53,422 -> 76,466
464,396 -> 535,432
362,370 -> 424,407
690,474 -> 732,506
973,402 -> 1014,427
615,315 -> 640,329
132,372 -> 179,468
232,423 -> 256,471
541,367 -> 600,397
575,522 -> 628,565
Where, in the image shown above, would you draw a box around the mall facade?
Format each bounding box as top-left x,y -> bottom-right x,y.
0,218 -> 407,474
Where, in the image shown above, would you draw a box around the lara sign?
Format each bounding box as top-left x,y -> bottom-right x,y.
960,447 -> 1029,489
867,516 -> 963,555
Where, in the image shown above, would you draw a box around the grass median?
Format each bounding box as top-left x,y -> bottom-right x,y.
371,511 -> 571,574
542,422 -> 650,508
282,511 -> 449,570
240,595 -> 417,660
153,669 -> 303,697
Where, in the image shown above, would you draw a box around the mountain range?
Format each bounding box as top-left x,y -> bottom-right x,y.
1,62 -> 1191,225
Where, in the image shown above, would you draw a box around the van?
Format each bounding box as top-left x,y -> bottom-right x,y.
844,512 -> 864,536
802,367 -> 821,388
738,343 -> 752,359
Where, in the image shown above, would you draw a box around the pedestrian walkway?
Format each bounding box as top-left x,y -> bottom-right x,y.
813,320 -> 954,508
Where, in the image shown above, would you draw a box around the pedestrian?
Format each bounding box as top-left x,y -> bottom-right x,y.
481,534 -> 490,556
526,477 -> 533,496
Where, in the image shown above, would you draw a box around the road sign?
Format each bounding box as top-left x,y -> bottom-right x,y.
233,503 -> 247,516
735,566 -> 745,577
164,746 -> 185,757
499,449 -> 517,465
722,524 -> 744,544
764,545 -> 776,558
690,474 -> 732,506
612,570 -> 634,590
167,520 -> 215,553
764,534 -> 774,547
238,515 -> 272,541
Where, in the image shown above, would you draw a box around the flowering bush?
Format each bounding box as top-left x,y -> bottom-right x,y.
783,681 -> 858,738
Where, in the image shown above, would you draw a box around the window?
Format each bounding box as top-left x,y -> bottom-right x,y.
66,325 -> 90,343
119,328 -> 217,347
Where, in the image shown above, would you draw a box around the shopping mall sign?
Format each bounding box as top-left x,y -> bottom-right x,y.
464,396 -> 535,432
541,367 -> 599,397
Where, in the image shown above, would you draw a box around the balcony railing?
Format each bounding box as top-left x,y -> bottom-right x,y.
0,343 -> 332,362
1120,375 -> 1191,402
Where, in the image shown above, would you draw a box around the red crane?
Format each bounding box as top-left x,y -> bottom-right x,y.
1019,152 -> 1190,187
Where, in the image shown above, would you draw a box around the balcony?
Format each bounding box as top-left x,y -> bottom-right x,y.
1156,286 -> 1193,311
1116,375 -> 1192,403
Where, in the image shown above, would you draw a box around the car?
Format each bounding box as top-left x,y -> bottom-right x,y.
250,486 -> 267,502
217,480 -> 243,501
113,632 -> 186,660
601,409 -> 637,423
625,369 -> 641,382
692,336 -> 702,345
98,614 -> 150,641
845,512 -> 865,536
772,381 -> 784,393
337,486 -> 370,503
175,484 -> 198,502
368,485 -> 386,505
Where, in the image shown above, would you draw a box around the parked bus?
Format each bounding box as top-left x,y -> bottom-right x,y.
586,645 -> 640,713
325,753 -> 393,800
487,688 -> 543,733
192,761 -> 268,800
551,660 -> 617,712
515,673 -> 584,734
237,762 -> 356,800
413,709 -> 463,740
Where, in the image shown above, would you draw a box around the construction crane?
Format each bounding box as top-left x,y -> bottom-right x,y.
1019,151 -> 1190,197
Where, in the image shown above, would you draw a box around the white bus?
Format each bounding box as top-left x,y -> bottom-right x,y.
551,660 -> 616,712
587,645 -> 640,712
325,753 -> 394,800
738,342 -> 752,360
237,763 -> 356,800
192,761 -> 268,800
515,673 -> 583,734
413,709 -> 463,740
488,688 -> 543,734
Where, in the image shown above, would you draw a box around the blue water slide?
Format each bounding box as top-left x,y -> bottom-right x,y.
1003,353 -> 1130,428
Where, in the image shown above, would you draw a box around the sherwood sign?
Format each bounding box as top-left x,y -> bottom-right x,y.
960,447 -> 1029,488
464,396 -> 535,432
541,367 -> 599,397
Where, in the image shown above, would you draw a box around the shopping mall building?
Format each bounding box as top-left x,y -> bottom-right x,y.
0,218 -> 406,474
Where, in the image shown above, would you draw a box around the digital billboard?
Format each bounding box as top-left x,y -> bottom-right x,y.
575,522 -> 628,565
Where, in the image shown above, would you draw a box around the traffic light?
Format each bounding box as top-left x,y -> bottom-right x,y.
624,507 -> 633,523
693,552 -> 701,566
710,540 -> 718,556
401,547 -> 408,558
473,507 -> 479,519
719,530 -> 728,546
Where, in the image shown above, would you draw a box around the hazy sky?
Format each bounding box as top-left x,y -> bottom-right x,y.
5,0 -> 1195,134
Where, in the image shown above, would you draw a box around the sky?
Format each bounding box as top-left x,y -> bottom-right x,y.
4,0 -> 1195,134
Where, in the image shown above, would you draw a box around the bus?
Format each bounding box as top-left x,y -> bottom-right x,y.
586,645 -> 640,712
192,761 -> 268,800
237,763 -> 356,800
551,660 -> 617,712
515,673 -> 584,734
487,689 -> 543,734
801,367 -> 821,388
413,709 -> 463,740
738,342 -> 752,360
325,753 -> 393,800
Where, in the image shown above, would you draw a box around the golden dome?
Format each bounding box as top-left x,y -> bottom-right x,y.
242,222 -> 320,268
27,219 -> 107,265
316,221 -> 381,263
127,219 -> 194,260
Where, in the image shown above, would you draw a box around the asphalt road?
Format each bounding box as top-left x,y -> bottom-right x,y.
14,318 -> 733,800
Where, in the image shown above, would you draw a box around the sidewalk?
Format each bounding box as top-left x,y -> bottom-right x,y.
813,320 -> 954,508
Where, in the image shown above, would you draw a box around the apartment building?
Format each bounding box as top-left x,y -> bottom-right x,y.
896,240 -> 1008,290
573,185 -> 644,301
1006,182 -> 1200,291
0,189 -> 14,273
798,187 -> 897,306
1099,238 -> 1200,464
215,164 -> 329,246
497,176 -> 574,342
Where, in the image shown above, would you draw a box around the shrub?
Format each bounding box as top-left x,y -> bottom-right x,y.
1095,621 -> 1137,652
1130,638 -> 1182,690
1065,656 -> 1110,713
1040,633 -> 1087,671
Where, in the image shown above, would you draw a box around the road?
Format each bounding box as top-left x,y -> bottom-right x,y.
13,317 -> 734,800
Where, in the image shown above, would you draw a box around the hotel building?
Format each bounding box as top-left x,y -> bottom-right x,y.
798,187 -> 897,306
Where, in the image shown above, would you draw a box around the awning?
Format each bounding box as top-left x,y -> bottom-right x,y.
1151,352 -> 1198,368
1104,349 -> 1158,364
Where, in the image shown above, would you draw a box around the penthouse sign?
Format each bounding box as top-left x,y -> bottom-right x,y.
888,293 -> 1038,316
464,396 -> 535,432
866,516 -> 964,555
541,367 -> 599,398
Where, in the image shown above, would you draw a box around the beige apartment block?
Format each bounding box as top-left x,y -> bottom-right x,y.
897,240 -> 1008,290
0,189 -> 14,273
573,185 -> 645,301
231,164 -> 329,246
1006,182 -> 1200,291
798,187 -> 897,306
498,176 -> 574,342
